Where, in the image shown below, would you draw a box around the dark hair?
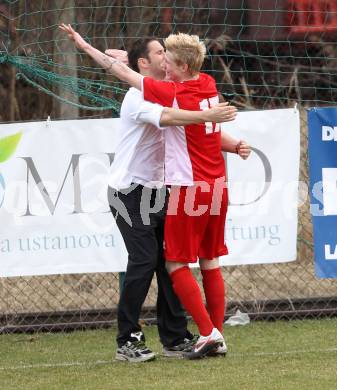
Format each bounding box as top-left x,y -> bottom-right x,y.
128,37 -> 159,72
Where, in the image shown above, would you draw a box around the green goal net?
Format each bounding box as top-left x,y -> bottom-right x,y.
1,0 -> 337,121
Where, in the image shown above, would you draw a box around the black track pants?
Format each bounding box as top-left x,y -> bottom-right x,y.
108,185 -> 191,348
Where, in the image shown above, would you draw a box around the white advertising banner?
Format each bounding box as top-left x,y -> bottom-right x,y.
220,107 -> 300,265
0,108 -> 300,277
0,119 -> 128,277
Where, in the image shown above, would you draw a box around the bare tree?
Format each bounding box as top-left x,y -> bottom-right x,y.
53,0 -> 79,119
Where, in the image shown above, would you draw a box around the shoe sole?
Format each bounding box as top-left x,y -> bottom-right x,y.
183,341 -> 221,360
115,353 -> 156,363
162,350 -> 185,358
207,350 -> 227,357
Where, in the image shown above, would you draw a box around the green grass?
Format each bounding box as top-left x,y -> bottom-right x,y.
2,319 -> 337,390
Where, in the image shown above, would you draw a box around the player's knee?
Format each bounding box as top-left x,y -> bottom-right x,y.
165,261 -> 185,275
199,257 -> 219,270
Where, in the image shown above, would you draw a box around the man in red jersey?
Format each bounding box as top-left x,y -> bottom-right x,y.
60,24 -> 251,359
141,33 -> 229,359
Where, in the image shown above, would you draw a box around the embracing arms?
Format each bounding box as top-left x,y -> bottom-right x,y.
59,25 -> 241,131
160,103 -> 237,126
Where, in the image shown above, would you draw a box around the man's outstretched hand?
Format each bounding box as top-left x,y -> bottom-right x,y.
105,49 -> 129,65
210,102 -> 237,123
59,24 -> 90,51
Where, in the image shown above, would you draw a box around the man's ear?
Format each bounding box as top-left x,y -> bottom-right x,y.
181,63 -> 189,74
138,57 -> 149,70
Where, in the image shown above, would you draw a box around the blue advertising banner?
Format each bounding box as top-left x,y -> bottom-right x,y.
308,107 -> 337,278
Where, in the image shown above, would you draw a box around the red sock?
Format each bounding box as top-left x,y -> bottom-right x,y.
170,266 -> 213,336
201,268 -> 225,333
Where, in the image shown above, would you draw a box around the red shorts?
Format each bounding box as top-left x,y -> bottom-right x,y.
164,181 -> 228,263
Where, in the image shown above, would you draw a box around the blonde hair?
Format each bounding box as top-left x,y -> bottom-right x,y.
164,33 -> 206,75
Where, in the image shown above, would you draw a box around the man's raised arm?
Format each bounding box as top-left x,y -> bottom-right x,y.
59,24 -> 142,90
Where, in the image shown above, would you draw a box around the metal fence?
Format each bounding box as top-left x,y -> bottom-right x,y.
1,109 -> 337,334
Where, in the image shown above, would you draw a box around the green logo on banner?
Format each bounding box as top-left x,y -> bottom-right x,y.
0,132 -> 22,208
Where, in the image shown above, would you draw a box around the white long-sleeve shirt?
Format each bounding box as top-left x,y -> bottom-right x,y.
108,86 -> 165,190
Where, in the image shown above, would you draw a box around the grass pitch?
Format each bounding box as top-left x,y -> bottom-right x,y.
2,318 -> 337,390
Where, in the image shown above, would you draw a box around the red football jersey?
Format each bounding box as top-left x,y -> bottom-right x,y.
142,73 -> 226,184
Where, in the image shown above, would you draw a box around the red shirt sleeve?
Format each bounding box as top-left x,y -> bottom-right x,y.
143,77 -> 176,107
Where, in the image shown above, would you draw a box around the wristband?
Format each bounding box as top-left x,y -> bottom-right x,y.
106,58 -> 121,71
235,141 -> 241,154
